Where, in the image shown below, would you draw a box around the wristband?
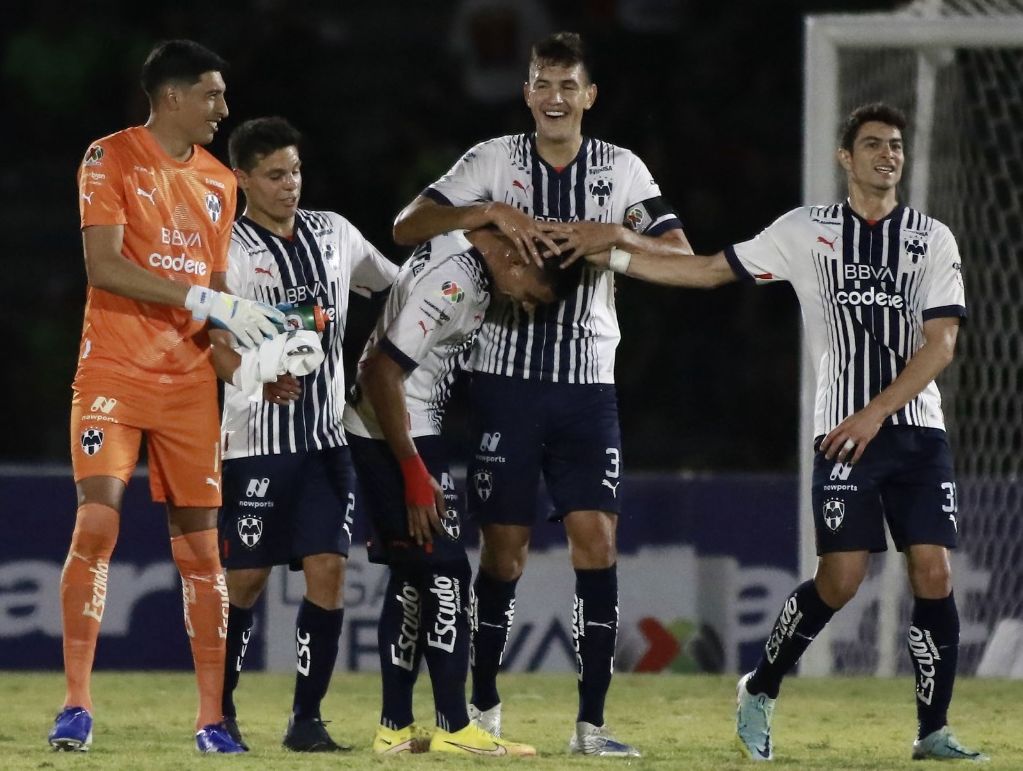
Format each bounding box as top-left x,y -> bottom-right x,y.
184,285 -> 216,321
399,454 -> 435,507
609,247 -> 632,274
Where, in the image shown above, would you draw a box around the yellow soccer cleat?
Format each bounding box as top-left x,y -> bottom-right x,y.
429,722 -> 536,757
372,723 -> 430,755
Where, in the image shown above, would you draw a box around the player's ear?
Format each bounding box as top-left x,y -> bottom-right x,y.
234,168 -> 249,192
523,80 -> 532,106
837,147 -> 852,173
584,82 -> 597,110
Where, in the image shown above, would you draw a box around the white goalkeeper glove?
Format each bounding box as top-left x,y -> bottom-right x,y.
185,286 -> 285,348
231,330 -> 325,401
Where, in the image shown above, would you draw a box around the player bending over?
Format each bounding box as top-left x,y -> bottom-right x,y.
342,229 -> 578,756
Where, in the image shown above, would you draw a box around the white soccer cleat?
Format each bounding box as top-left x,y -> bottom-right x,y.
736,672 -> 775,761
468,702 -> 502,737
912,726 -> 988,762
568,721 -> 641,757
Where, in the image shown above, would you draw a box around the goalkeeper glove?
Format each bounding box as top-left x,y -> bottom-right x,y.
185,286 -> 285,348
231,330 -> 325,401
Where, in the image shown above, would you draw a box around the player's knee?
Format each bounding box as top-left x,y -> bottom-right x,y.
814,570 -> 863,608
302,553 -> 347,606
479,531 -> 528,581
69,502 -> 120,559
226,568 -> 271,607
565,511 -> 617,569
908,560 -> 952,598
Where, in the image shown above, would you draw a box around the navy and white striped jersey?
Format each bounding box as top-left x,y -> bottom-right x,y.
725,202 -> 966,436
221,210 -> 397,459
425,134 -> 682,384
343,232 -> 492,439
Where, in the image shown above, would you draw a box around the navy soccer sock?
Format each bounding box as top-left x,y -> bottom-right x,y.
748,580 -> 836,699
469,569 -> 519,711
909,592 -> 959,739
574,565 -> 619,726
422,560 -> 472,732
378,565 -> 423,729
223,603 -> 254,719
292,598 -> 344,720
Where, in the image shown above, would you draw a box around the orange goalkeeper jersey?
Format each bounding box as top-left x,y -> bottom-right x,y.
74,126 -> 237,388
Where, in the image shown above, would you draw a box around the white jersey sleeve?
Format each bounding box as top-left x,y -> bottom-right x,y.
724,209 -> 798,285
224,236 -> 252,297
382,262 -> 483,371
331,212 -> 398,297
919,223 -> 967,320
424,139 -> 501,206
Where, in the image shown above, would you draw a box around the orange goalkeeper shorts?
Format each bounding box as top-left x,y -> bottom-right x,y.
70,381 -> 222,507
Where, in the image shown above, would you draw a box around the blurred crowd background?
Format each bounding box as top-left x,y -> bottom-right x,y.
3,0 -> 901,470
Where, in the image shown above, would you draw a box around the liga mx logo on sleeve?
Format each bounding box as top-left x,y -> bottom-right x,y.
80,428 -> 104,456
441,281 -> 464,304
205,192 -> 222,223
822,498 -> 845,532
237,516 -> 264,548
84,145 -> 104,167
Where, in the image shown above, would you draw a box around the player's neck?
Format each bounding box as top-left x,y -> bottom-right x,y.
245,207 -> 295,238
535,133 -> 582,168
846,186 -> 898,222
143,118 -> 195,163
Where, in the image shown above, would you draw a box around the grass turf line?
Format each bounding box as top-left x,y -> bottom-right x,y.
7,672 -> 1021,769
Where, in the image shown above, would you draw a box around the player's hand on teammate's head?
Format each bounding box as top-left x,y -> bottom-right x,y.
484,201 -> 571,267
186,286 -> 286,348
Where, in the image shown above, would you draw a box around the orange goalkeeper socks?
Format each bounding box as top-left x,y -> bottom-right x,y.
60,502 -> 120,712
171,529 -> 229,729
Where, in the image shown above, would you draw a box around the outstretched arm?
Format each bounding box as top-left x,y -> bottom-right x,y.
820,316 -> 961,464
568,240 -> 738,289
393,195 -> 570,265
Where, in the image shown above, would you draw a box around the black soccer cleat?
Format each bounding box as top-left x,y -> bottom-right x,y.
222,716 -> 250,752
282,716 -> 352,753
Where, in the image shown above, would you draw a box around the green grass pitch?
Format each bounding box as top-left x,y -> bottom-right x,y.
6,672 -> 1021,769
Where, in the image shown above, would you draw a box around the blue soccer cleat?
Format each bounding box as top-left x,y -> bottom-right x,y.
568,721 -> 641,757
196,722 -> 248,753
48,706 -> 93,751
736,672 -> 775,761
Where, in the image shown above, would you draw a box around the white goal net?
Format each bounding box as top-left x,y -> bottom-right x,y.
801,0 -> 1023,676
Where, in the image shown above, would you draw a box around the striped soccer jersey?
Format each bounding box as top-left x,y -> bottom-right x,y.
221,210 -> 397,459
725,201 -> 966,437
425,133 -> 682,384
342,232 -> 492,439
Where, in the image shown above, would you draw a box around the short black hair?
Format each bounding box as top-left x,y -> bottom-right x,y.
544,249 -> 585,301
839,102 -> 907,152
228,117 -> 302,172
529,32 -> 592,81
140,40 -> 227,99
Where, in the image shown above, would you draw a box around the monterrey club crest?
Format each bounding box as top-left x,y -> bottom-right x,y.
205,191 -> 222,223
589,177 -> 613,207
80,427 -> 104,456
822,498 -> 845,532
237,516 -> 264,548
442,507 -> 461,541
473,469 -> 493,502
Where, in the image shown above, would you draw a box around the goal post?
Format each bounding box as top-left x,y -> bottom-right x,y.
800,0 -> 1023,677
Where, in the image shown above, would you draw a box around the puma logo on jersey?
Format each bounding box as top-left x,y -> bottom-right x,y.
418,320 -> 433,337
254,266 -> 274,276
602,479 -> 620,496
816,235 -> 838,250
136,186 -> 157,204
205,477 -> 221,491
949,513 -> 958,532
81,192 -> 94,204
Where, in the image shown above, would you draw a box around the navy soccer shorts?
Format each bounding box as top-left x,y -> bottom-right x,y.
219,446 -> 355,570
348,434 -> 465,566
811,426 -> 959,554
466,373 -> 623,526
